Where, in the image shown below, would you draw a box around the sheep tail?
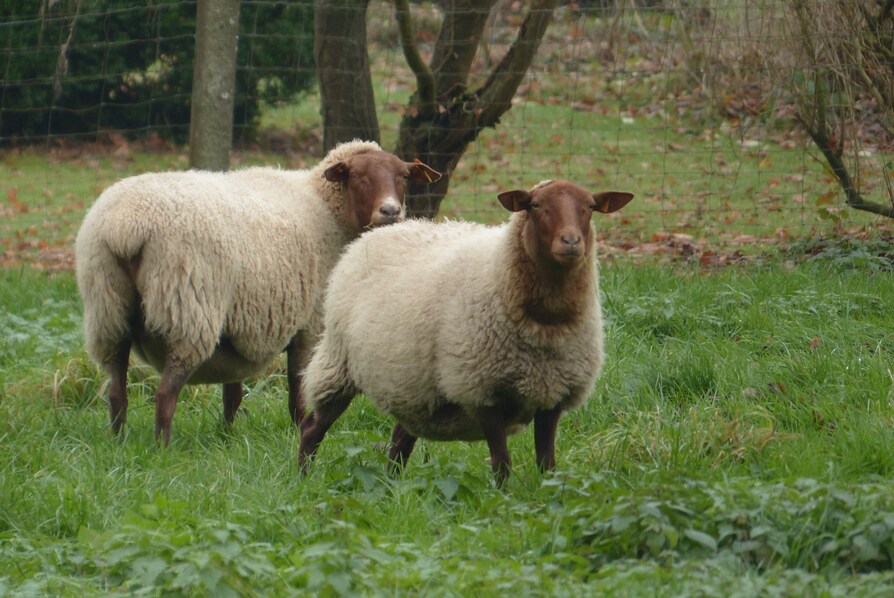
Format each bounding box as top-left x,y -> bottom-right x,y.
76,231 -> 141,368
301,336 -> 355,412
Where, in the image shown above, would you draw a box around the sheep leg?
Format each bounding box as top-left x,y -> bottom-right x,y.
222,382 -> 243,425
154,354 -> 193,446
478,405 -> 511,487
286,337 -> 309,426
108,340 -> 131,435
387,423 -> 418,472
534,405 -> 562,472
297,390 -> 354,472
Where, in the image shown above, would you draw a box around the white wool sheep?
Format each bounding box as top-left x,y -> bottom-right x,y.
298,179 -> 634,485
75,140 -> 441,444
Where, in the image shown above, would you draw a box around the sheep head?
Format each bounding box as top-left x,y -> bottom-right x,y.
498,180 -> 634,269
324,151 -> 441,230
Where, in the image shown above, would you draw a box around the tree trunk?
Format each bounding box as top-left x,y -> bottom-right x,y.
315,0 -> 379,152
314,0 -> 557,217
189,0 -> 240,171
429,1 -> 497,93
396,0 -> 558,218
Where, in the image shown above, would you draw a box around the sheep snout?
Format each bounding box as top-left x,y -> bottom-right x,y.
556,231 -> 583,255
548,229 -> 587,265
372,197 -> 404,225
559,232 -> 582,248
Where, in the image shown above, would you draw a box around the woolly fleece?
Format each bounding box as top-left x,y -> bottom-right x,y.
303,213 -> 605,441
76,140 -> 382,382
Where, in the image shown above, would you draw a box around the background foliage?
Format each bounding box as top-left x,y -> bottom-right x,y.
0,0 -> 314,142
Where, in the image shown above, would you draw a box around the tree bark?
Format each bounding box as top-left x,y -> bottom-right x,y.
315,0 -> 379,151
189,0 -> 240,171
429,1 -> 497,94
314,0 -> 556,217
396,0 -> 557,218
394,0 -> 436,118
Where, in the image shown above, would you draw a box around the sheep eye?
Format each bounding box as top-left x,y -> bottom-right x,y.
530,202 -> 541,209
589,204 -> 598,211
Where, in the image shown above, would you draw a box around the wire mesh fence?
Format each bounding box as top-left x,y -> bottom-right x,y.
1,1 -> 892,269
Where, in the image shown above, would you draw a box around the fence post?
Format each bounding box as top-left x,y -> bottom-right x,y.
189,0 -> 240,171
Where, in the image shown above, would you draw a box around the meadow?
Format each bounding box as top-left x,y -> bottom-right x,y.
2,255 -> 894,596
3,5 -> 894,596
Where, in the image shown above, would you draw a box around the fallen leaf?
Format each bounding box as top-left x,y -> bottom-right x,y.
6,189 -> 29,213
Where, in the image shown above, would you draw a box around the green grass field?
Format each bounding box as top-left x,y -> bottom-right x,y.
2,257 -> 894,595
3,6 -> 894,596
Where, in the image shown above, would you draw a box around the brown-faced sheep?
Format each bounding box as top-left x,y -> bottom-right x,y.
298,179 -> 633,485
75,140 -> 441,444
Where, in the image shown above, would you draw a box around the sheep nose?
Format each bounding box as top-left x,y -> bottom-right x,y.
560,233 -> 581,247
378,203 -> 402,218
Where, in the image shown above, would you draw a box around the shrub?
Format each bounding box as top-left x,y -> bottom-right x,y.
0,0 -> 315,144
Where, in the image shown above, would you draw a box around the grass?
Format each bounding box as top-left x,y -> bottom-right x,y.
2,259 -> 894,595
2,84 -> 877,270
258,78 -> 857,241
2,5 -> 894,595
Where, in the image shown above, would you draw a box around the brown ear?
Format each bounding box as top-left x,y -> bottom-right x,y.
592,191 -> 634,214
497,190 -> 532,212
408,160 -> 442,184
324,162 -> 349,182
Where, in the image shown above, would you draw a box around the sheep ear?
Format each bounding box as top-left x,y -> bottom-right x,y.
324,162 -> 349,182
408,160 -> 442,184
592,191 -> 634,214
498,190 -> 531,212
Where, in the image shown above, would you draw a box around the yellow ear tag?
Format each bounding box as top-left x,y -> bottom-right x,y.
414,159 -> 434,183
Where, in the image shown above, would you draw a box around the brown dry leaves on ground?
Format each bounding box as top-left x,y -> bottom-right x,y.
2,188 -> 80,271
2,132 -> 892,272
1,133 -> 323,271
600,222 -> 894,268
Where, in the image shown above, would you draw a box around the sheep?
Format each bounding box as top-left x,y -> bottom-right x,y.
75,140 -> 441,444
298,179 -> 634,485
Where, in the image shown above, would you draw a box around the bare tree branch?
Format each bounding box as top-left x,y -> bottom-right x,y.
389,0 -> 557,218
54,0 -> 82,99
430,1 -> 497,93
476,0 -> 557,125
783,0 -> 894,220
394,0 -> 436,118
801,116 -> 894,218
